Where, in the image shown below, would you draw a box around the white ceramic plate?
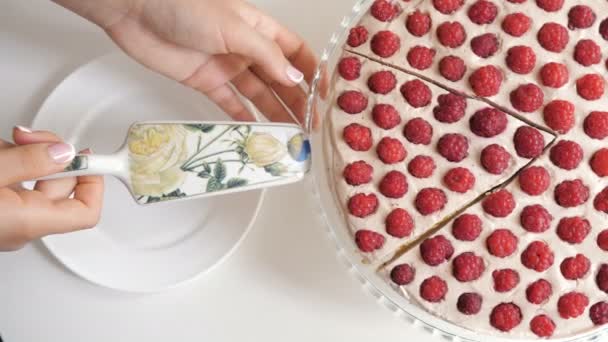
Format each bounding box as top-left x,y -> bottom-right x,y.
32,51 -> 265,293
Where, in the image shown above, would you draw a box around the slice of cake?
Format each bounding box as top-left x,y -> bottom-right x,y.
328,51 -> 553,263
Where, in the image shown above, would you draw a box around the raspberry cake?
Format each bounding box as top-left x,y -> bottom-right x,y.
326,0 -> 608,339
329,51 -> 552,262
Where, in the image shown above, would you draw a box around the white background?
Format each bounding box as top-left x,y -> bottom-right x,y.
0,1 -> 437,341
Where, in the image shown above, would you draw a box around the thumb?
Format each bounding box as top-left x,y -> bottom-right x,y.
0,141 -> 75,187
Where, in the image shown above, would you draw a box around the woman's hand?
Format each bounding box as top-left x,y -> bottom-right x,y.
54,0 -> 320,125
0,127 -> 104,251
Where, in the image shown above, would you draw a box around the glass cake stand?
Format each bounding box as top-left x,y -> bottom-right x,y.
303,1 -> 608,341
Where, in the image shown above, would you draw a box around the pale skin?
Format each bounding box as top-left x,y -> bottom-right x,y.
1,0 -> 322,251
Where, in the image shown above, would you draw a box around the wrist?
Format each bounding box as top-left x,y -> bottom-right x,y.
51,0 -> 144,29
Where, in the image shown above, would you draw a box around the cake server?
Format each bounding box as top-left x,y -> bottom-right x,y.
36,121 -> 311,205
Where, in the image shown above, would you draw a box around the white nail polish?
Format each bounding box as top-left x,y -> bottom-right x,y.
48,143 -> 75,164
286,65 -> 304,84
15,125 -> 32,133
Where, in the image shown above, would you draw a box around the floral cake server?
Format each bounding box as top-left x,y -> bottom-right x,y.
38,121 -> 311,205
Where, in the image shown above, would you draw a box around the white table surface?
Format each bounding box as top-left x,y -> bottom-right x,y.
0,1 -> 438,341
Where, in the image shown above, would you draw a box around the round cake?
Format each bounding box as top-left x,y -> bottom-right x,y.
327,0 -> 608,338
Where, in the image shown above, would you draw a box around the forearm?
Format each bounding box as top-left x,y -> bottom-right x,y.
51,0 -> 141,29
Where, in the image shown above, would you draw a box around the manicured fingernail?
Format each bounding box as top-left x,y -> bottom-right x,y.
15,125 -> 32,133
80,148 -> 93,154
48,143 -> 75,164
286,65 -> 304,83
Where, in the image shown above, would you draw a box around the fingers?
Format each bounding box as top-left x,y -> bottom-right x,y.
11,127 -> 79,199
221,17 -> 304,87
0,140 -> 75,187
51,173 -> 104,233
204,84 -> 257,122
231,70 -> 295,124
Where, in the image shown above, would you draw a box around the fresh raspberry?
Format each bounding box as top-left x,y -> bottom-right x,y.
348,193 -> 378,217
408,155 -> 436,178
420,276 -> 448,302
390,263 -> 415,285
432,0 -> 464,14
555,179 -> 589,208
439,55 -> 466,82
506,46 -> 536,74
371,30 -> 400,58
521,241 -> 554,272
560,254 -> 590,280
535,0 -> 563,12
338,57 -> 361,80
510,83 -> 544,113
385,208 -> 414,238
577,74 -> 605,100
568,5 -> 596,29
343,160 -> 373,185
530,315 -> 555,337
437,133 -> 469,162
343,123 -> 373,151
433,93 -> 467,123
420,235 -> 454,266
558,292 -> 589,319
481,144 -> 511,175
596,264 -> 608,292
594,187 -> 608,213
519,166 -> 550,196
556,217 -> 590,245
584,111 -> 608,139
443,167 -> 475,193
550,140 -> 583,170
574,39 -> 602,66
416,188 -> 447,215
538,23 -> 569,53
404,118 -> 433,145
368,70 -> 396,94
590,302 -> 608,325
452,214 -> 482,241
493,269 -> 520,292
406,10 -> 432,37
437,22 -> 466,48
457,292 -> 482,315
376,137 -> 406,164
513,126 -> 544,158
468,0 -> 498,25
355,229 -> 385,252
470,33 -> 499,58
469,108 -> 507,138
520,204 -> 552,233
337,90 -> 368,114
370,0 -> 400,22
483,190 -> 516,218
407,46 -> 436,70
502,13 -> 531,37
379,170 -> 408,198
469,65 -> 503,97
540,62 -> 569,88
486,229 -> 518,257
453,252 -> 485,282
543,100 -> 575,134
490,303 -> 522,332
400,79 -> 432,108
372,104 -> 401,130
591,148 -> 608,177
347,26 -> 368,47
526,279 -> 552,304
598,230 -> 608,251
601,19 -> 608,41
